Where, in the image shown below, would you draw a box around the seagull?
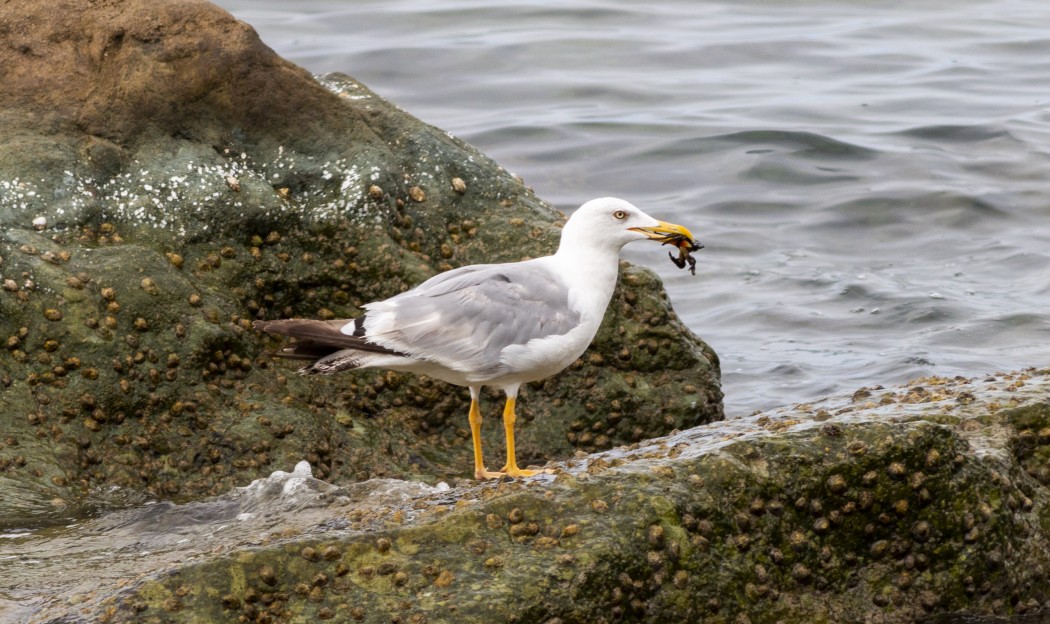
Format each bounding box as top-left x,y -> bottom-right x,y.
254,197 -> 700,479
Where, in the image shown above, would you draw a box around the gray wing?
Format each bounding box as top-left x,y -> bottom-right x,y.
363,261 -> 581,376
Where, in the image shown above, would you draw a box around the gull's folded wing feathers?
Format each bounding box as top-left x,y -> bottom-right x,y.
363,261 -> 581,376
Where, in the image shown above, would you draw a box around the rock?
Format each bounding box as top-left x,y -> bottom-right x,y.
0,0 -> 721,526
55,369 -> 1050,623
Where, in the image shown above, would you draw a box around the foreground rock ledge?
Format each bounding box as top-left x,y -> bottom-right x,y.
84,369 -> 1050,623
0,0 -> 721,526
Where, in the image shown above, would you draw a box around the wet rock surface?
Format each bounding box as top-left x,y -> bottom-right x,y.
0,0 -> 721,527
5,370 -> 1048,623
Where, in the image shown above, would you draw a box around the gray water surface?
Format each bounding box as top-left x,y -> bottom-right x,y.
214,0 -> 1050,417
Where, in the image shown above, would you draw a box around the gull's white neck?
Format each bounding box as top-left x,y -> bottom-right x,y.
551,224 -> 626,322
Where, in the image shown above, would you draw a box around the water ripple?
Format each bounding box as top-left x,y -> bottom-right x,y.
217,0 -> 1050,418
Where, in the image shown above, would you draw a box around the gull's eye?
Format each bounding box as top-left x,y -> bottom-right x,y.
613,210 -> 628,220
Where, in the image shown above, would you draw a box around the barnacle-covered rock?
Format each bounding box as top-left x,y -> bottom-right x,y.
0,0 -> 721,526
90,370 -> 1050,623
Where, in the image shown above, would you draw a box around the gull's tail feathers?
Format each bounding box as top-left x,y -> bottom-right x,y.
253,318 -> 406,375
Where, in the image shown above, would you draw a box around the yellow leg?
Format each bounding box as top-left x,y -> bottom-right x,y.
500,396 -> 539,478
468,395 -> 504,480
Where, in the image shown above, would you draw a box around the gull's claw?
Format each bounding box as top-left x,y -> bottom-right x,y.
475,469 -> 507,480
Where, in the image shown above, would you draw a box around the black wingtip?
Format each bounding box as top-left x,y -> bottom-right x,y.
352,315 -> 367,337
251,317 -> 407,358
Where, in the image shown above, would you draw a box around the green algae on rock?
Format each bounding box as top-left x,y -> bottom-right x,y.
0,0 -> 722,526
88,370 -> 1050,624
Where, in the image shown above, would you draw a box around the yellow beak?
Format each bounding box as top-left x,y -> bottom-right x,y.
629,220 -> 697,245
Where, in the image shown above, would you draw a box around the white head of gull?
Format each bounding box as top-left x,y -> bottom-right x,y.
255,197 -> 699,479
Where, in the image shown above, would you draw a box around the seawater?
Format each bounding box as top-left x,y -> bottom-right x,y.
215,0 -> 1050,417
